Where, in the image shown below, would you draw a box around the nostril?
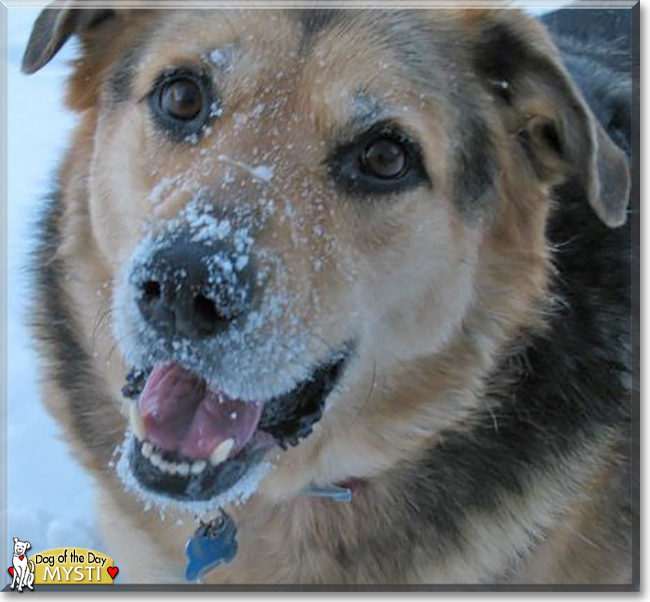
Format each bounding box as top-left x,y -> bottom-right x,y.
134,240 -> 253,340
142,280 -> 161,302
193,292 -> 225,326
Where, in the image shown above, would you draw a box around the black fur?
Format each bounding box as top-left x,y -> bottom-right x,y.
542,9 -> 633,156
451,113 -> 499,216
31,189 -> 121,463
107,42 -> 149,105
21,8 -> 114,74
296,9 -> 342,45
398,7 -> 632,578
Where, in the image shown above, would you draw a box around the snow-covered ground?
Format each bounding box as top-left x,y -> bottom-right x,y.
5,8 -> 102,571
4,5 -> 557,583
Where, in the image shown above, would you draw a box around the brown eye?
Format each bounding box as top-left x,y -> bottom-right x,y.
159,77 -> 204,121
328,123 -> 428,196
361,138 -> 408,179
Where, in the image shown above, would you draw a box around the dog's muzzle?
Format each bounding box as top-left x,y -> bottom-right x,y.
119,225 -> 353,506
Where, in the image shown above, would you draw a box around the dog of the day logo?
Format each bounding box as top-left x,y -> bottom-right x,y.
8,539 -> 119,587
9,538 -> 35,592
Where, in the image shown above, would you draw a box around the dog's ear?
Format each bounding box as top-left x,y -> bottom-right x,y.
25,542 -> 31,550
468,10 -> 630,228
13,537 -> 18,544
22,0 -> 115,74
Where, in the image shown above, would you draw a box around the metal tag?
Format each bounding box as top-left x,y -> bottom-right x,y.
185,511 -> 238,582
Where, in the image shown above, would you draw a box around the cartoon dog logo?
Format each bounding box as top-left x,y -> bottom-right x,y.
9,538 -> 35,592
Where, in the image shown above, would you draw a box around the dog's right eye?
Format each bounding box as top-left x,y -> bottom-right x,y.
148,70 -> 216,140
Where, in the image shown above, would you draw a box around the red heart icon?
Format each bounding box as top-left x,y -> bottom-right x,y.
19,556 -> 24,560
8,567 -> 14,577
107,566 -> 119,580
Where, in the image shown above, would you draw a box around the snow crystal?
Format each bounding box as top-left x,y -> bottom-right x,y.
215,154 -> 274,184
222,168 -> 235,186
235,255 -> 249,272
233,112 -> 248,126
209,102 -> 223,118
213,255 -> 233,275
251,103 -> 265,119
147,176 -> 179,205
183,203 -> 233,243
251,165 -> 273,181
208,48 -> 227,66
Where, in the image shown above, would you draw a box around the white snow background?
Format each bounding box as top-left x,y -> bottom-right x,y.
5,7 -> 102,573
4,5 -> 557,583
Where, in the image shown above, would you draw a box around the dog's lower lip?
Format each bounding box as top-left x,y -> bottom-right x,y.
129,436 -> 271,502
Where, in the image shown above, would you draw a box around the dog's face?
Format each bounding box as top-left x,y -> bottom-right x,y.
13,538 -> 30,557
24,7 -> 629,512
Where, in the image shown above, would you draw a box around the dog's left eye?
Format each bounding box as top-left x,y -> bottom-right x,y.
159,78 -> 204,121
361,138 -> 409,180
328,125 -> 430,196
148,70 -> 215,139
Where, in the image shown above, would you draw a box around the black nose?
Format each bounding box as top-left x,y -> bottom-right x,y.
135,241 -> 251,340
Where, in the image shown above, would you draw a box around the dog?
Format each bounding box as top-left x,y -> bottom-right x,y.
21,4 -> 634,586
11,538 -> 35,592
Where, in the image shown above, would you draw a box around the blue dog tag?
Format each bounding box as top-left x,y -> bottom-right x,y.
185,512 -> 238,582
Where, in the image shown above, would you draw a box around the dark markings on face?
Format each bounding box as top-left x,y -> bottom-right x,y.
473,22 -> 528,83
295,8 -> 344,50
364,10 -> 452,92
106,9 -> 498,219
360,10 -> 499,216
452,112 -> 499,215
106,41 -> 149,105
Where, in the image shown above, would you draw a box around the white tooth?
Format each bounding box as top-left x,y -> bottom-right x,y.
150,453 -> 163,468
210,439 -> 234,466
130,404 -> 146,440
177,463 -> 190,477
167,462 -> 178,475
191,460 -> 207,475
142,441 -> 153,458
160,460 -> 171,472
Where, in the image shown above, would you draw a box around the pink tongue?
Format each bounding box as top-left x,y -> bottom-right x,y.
138,364 -> 265,460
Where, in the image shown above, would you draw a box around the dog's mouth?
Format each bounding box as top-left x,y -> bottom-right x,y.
122,351 -> 349,503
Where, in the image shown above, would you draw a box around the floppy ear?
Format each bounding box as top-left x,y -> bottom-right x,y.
21,0 -> 115,74
25,542 -> 31,550
470,10 -> 630,228
13,537 -> 18,544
